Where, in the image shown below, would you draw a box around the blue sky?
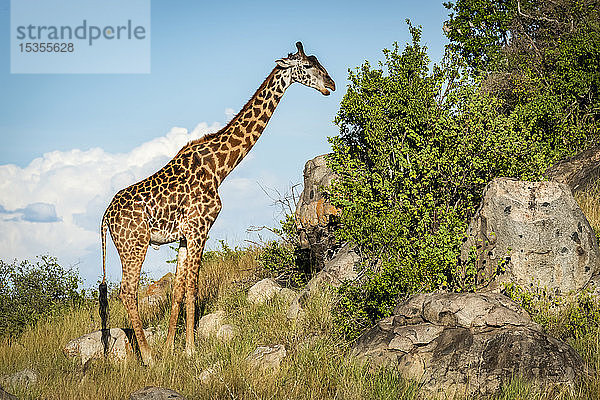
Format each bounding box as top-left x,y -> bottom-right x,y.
0,0 -> 450,284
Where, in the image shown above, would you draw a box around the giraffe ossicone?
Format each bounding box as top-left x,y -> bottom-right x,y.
99,42 -> 335,366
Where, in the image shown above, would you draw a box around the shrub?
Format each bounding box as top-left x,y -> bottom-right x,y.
0,255 -> 85,338
257,214 -> 312,288
328,21 -> 597,339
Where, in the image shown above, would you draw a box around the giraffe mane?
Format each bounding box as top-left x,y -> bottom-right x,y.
179,67 -> 280,155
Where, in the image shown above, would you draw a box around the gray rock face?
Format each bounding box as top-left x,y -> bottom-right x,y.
130,386 -> 186,400
287,243 -> 360,319
544,145 -> 600,192
64,327 -> 162,364
196,311 -> 237,343
196,311 -> 226,338
295,154 -> 341,269
461,178 -> 600,293
352,293 -> 586,397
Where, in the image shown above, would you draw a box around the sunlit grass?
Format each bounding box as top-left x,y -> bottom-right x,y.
1,237 -> 600,399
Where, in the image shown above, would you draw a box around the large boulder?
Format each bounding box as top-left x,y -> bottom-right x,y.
295,154 -> 341,269
287,243 -> 360,318
544,145 -> 600,192
64,327 -> 163,364
195,311 -> 237,343
353,293 -> 586,397
461,178 -> 600,293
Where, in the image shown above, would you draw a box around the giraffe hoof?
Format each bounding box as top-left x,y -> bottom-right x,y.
185,347 -> 195,358
141,353 -> 155,367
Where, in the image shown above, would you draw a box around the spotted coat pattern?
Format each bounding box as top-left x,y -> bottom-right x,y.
100,42 -> 335,365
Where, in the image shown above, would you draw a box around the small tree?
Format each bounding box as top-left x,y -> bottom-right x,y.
0,255 -> 85,338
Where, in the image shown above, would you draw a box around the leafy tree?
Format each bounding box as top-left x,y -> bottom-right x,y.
0,255 -> 85,338
445,0 -> 600,141
327,21 -> 595,338
443,0 -> 514,72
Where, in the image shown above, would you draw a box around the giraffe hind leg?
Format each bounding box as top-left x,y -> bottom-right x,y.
118,243 -> 153,366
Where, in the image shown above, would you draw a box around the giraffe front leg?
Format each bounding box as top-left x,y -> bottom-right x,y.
183,234 -> 207,357
164,240 -> 187,357
182,194 -> 222,357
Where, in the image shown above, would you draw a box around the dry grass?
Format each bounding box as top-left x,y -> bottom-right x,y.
2,237 -> 600,399
0,285 -> 416,399
575,180 -> 600,235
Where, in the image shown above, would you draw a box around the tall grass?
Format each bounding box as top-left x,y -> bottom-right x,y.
3,181 -> 600,400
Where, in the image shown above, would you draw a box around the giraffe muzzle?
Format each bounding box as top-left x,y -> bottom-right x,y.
321,77 -> 336,96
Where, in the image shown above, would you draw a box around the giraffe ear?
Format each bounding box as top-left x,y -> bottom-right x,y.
275,59 -> 292,68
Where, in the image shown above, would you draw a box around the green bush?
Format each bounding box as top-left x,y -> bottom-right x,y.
328,21 -> 598,339
0,255 -> 85,338
258,214 -> 312,288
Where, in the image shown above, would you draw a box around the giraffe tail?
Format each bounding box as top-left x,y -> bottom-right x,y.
99,211 -> 110,355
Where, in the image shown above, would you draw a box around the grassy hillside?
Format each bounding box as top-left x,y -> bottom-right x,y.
1,191 -> 600,399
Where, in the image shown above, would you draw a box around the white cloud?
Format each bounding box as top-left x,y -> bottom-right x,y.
224,107 -> 236,122
0,121 -> 290,284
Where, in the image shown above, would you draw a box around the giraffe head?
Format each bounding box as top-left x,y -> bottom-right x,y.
275,42 -> 336,96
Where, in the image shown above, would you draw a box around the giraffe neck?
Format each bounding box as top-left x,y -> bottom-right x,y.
192,67 -> 290,183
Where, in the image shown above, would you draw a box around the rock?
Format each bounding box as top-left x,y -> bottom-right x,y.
295,154 -> 341,269
544,145 -> 600,192
0,368 -> 37,389
278,287 -> 297,303
247,278 -> 282,304
198,362 -> 222,384
461,178 -> 600,293
0,385 -> 17,400
246,345 -> 287,372
130,386 -> 186,400
145,272 -> 174,296
353,292 -> 586,397
287,243 -> 360,319
216,324 -> 236,342
196,311 -> 226,338
64,327 -> 162,364
139,273 -> 174,312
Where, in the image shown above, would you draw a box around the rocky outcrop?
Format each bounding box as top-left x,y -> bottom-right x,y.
352,293 -> 586,397
461,178 -> 600,293
64,327 -> 163,364
196,311 -> 226,338
544,145 -> 600,192
287,243 -> 360,318
295,154 -> 341,269
130,386 -> 186,400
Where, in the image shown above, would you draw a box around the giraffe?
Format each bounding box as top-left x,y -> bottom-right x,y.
99,42 -> 335,366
